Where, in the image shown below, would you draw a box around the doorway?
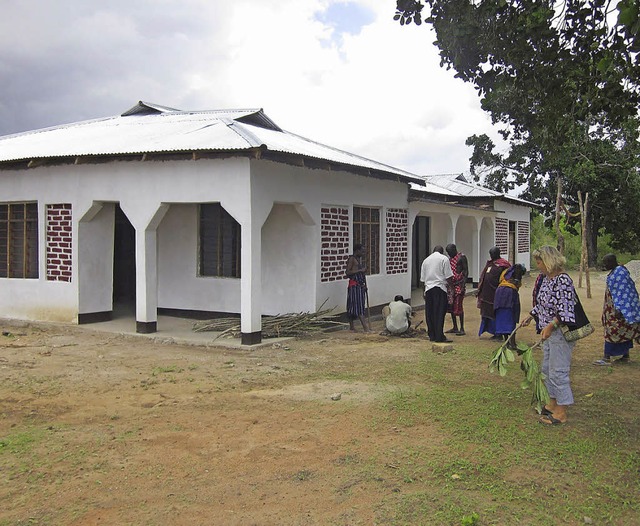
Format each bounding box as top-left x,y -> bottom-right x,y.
412,216 -> 430,288
113,205 -> 136,306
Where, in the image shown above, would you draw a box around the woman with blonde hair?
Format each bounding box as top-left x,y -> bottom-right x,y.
522,245 -> 577,425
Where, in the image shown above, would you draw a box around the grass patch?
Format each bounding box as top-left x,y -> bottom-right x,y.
360,340 -> 640,525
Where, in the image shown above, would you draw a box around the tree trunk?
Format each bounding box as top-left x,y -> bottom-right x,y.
578,192 -> 591,298
585,201 -> 598,268
555,176 -> 565,254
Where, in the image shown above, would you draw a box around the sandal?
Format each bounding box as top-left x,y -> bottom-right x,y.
593,359 -> 612,366
541,406 -> 553,416
539,415 -> 565,425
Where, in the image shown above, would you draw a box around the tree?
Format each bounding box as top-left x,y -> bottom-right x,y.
395,0 -> 640,264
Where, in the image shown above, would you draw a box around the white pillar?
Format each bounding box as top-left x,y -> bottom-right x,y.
240,218 -> 263,344
135,229 -> 157,333
474,216 -> 484,285
450,213 -> 459,245
134,204 -> 169,333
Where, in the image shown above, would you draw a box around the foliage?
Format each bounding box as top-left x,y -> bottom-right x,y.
488,335 -> 549,413
394,0 -> 640,258
530,213 -> 640,268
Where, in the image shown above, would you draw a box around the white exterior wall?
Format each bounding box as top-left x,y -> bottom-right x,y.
0,158 -> 250,322
0,156 -> 412,323
157,204 -> 241,313
493,200 -> 531,268
250,160 -> 411,314
0,154 -> 531,327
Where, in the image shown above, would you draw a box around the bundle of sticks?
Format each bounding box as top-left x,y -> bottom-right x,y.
192,302 -> 346,340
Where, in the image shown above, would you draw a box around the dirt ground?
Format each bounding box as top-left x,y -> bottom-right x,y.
0,271 -> 631,525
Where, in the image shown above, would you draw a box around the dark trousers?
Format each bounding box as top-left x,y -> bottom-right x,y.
424,287 -> 448,342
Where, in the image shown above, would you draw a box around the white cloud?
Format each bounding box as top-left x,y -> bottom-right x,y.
0,0 -> 503,175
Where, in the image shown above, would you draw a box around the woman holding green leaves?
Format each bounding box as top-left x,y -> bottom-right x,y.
522,246 -> 577,425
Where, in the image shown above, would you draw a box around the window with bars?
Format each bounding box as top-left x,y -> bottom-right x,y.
0,202 -> 39,279
199,203 -> 241,278
352,206 -> 380,275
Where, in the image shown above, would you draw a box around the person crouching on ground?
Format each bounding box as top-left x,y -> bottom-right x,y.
384,295 -> 413,335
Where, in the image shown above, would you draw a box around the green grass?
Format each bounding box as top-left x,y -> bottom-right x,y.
359,342 -> 640,525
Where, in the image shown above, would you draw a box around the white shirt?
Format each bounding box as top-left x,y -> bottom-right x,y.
420,251 -> 453,293
385,300 -> 412,334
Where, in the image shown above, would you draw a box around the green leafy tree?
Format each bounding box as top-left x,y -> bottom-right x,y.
395,0 -> 640,263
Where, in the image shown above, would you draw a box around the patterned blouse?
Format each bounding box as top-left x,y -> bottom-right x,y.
530,273 -> 576,326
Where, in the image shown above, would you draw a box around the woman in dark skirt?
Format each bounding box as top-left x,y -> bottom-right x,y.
345,244 -> 370,332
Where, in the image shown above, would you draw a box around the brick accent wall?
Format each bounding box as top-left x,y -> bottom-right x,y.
495,217 -> 509,255
385,208 -> 408,274
320,206 -> 350,282
46,204 -> 72,282
517,221 -> 530,254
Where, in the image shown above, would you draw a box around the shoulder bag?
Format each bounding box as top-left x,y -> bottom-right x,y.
560,290 -> 594,342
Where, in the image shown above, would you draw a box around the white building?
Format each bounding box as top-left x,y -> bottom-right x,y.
0,101 -> 532,344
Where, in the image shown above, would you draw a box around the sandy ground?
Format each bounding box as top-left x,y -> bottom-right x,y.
0,271 -> 629,525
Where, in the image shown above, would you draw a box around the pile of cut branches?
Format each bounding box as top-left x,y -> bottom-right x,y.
192,303 -> 346,340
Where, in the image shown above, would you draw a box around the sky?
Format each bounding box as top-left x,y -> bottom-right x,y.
0,0 -> 502,176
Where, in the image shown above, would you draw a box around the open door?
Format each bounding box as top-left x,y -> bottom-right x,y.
113,205 -> 136,307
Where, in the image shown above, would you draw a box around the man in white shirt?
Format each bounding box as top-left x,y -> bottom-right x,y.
384,295 -> 413,335
420,246 -> 454,342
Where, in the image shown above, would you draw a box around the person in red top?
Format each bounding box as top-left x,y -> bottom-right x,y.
477,247 -> 511,339
445,243 -> 469,335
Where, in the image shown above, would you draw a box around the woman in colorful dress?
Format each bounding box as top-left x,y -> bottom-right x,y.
445,243 -> 468,335
345,244 -> 370,332
593,254 -> 640,365
522,246 -> 576,425
493,263 -> 526,348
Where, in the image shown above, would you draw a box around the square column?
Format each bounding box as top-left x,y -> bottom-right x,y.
240,220 -> 262,345
135,228 -> 158,333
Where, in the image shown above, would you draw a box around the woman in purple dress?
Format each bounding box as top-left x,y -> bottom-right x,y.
522,246 -> 576,425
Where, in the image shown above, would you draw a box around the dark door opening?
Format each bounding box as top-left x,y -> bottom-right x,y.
113,205 -> 136,306
508,221 -> 516,264
412,216 -> 430,288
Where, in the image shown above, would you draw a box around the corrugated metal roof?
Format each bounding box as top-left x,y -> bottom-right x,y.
0,102 -> 420,182
0,102 -> 534,208
413,173 -> 536,207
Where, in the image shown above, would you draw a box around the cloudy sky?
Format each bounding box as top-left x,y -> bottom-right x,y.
0,0 -> 502,176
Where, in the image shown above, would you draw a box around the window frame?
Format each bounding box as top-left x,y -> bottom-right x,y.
198,203 -> 241,278
0,202 -> 39,279
352,205 -> 380,275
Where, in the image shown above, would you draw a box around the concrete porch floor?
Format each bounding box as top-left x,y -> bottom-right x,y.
78,288 -> 438,348
78,310 -> 293,349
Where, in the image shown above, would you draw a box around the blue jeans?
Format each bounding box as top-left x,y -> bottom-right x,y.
542,330 -> 575,405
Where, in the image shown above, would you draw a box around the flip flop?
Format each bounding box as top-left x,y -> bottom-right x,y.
539,415 -> 565,425
593,359 -> 612,366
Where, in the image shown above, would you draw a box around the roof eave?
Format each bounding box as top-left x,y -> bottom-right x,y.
0,148 -> 415,185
